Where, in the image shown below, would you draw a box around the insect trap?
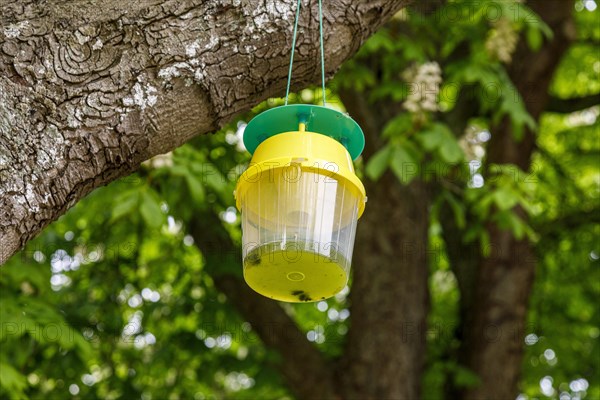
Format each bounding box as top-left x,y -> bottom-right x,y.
234,0 -> 367,302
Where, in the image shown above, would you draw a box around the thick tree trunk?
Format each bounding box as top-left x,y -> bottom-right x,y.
339,176 -> 431,400
0,0 -> 411,264
457,1 -> 576,398
338,92 -> 431,399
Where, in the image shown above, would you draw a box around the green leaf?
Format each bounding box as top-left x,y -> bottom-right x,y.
495,76 -> 537,140
519,4 -> 554,40
169,165 -> 190,177
496,210 -> 526,240
390,145 -> 418,185
526,26 -> 543,51
184,172 -> 205,203
493,188 -> 519,211
366,145 -> 393,181
140,190 -> 164,228
439,138 -> 464,164
480,230 -> 491,257
440,130 -> 465,163
417,127 -> 445,151
439,81 -> 461,111
461,63 -> 498,86
73,332 -> 94,362
110,190 -> 139,223
1,261 -> 49,291
418,123 -> 464,163
363,30 -> 396,53
444,192 -> 466,229
472,191 -> 495,219
190,161 -> 233,203
453,365 -> 481,388
0,361 -> 27,398
382,114 -> 414,139
194,162 -> 226,192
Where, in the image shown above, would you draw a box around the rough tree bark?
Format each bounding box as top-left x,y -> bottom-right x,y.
0,0 -> 411,264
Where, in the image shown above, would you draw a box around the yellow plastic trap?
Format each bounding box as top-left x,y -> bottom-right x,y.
235,105 -> 366,302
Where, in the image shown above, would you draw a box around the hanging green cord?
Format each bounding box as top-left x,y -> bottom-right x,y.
285,0 -> 327,107
285,0 -> 302,106
318,0 -> 326,106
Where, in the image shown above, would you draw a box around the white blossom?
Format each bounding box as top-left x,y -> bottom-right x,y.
402,62 -> 442,115
485,17 -> 519,64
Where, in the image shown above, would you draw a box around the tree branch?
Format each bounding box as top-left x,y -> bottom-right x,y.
546,94 -> 600,113
0,0 -> 412,264
576,37 -> 600,46
534,207 -> 600,238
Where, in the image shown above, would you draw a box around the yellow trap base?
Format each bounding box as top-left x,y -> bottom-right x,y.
243,244 -> 348,302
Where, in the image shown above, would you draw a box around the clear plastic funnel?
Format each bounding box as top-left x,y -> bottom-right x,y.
240,166 -> 360,302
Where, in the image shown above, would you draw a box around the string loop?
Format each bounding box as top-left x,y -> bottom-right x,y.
284,0 -> 327,106
318,0 -> 326,105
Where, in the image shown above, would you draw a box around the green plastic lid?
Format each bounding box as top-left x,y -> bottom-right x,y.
243,104 -> 365,160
